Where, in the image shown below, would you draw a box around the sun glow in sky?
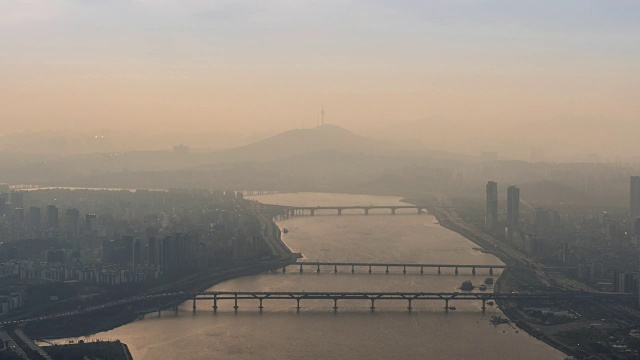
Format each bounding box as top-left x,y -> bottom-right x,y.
1,1 -> 639,140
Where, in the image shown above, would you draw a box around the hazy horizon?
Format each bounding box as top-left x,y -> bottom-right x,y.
1,1 -> 639,160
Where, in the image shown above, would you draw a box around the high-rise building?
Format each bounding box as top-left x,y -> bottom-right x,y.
85,213 -> 97,231
28,207 -> 41,227
64,208 -> 80,238
507,186 -> 520,228
631,176 -> 640,219
485,181 -> 498,231
46,205 -> 59,230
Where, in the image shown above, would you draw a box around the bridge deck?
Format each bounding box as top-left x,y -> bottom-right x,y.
193,290 -> 631,301
292,262 -> 506,269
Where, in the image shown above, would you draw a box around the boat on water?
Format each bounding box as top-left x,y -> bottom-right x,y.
490,316 -> 509,325
460,280 -> 475,291
484,277 -> 494,285
447,306 -> 457,310
479,284 -> 487,291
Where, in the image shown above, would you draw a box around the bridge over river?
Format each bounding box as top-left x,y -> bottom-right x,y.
281,262 -> 507,275
192,290 -> 635,313
287,205 -> 426,216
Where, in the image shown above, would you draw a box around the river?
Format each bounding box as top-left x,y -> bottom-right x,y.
52,193 -> 565,359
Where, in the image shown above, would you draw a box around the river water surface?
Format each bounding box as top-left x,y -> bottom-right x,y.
55,193 -> 564,359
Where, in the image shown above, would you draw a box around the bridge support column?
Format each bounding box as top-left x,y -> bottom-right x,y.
296,298 -> 301,311
234,294 -> 239,312
386,266 -> 389,274
337,209 -> 342,216
310,209 -> 315,216
472,267 -> 476,276
333,299 -> 338,311
420,266 -> 424,274
444,299 -> 449,311
391,208 -> 396,215
259,299 -> 264,310
370,299 -> 375,311
334,265 -> 338,273
403,266 -> 406,274
489,268 -> 494,276
365,208 -> 369,215
438,267 -> 441,275
481,299 -> 486,312
300,264 -> 303,273
369,265 -> 372,274
174,306 -> 178,314
351,265 -> 355,274
193,298 -> 196,312
455,267 -> 459,275
213,294 -> 218,311
317,264 -> 320,273
418,208 -> 423,214
407,299 -> 413,311
283,266 -> 286,274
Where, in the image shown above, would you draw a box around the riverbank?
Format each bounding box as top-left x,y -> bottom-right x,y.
424,205 -> 578,359
43,340 -> 133,360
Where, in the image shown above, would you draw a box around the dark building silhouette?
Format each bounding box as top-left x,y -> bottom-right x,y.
46,205 -> 59,230
13,208 -> 24,224
28,206 -> 41,227
85,213 -> 96,231
485,181 -> 498,231
631,176 -> 640,219
507,186 -> 520,228
102,236 -> 134,267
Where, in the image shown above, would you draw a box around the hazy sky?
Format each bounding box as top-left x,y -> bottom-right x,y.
1,1 -> 639,138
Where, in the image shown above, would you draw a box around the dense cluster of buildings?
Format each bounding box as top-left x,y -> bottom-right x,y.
0,188 -> 268,315
483,176 -> 640,293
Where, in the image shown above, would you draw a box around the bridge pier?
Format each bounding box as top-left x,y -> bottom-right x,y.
300,264 -> 303,273
351,265 -> 355,273
418,208 -> 423,214
420,266 -> 424,274
192,298 -> 196,312
455,267 -> 459,275
403,266 -> 406,274
438,267 -> 441,275
407,299 -> 413,311
472,267 -> 476,276
369,265 -> 372,274
337,209 -> 342,216
283,266 -> 286,274
391,208 -> 396,215
234,294 -> 239,311
213,294 -> 218,311
334,265 -> 338,273
259,299 -> 264,310
333,299 -> 338,311
489,268 -> 494,276
444,299 -> 449,311
296,298 -> 301,311
317,264 -> 320,273
481,299 -> 486,312
370,299 -> 375,311
386,266 -> 389,274
310,209 -> 315,216
364,208 -> 369,215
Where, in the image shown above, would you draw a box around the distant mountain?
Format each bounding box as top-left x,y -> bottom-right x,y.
211,124 -> 467,164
